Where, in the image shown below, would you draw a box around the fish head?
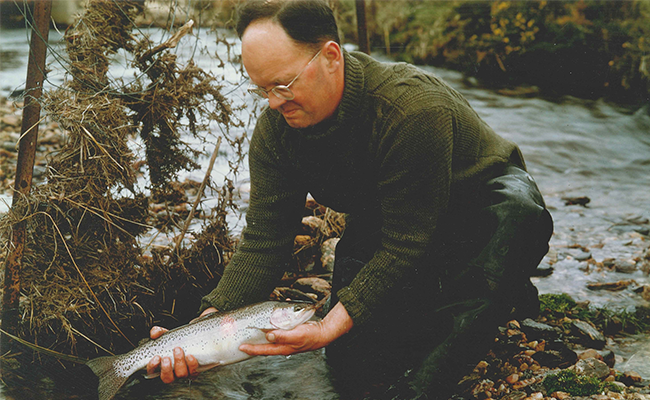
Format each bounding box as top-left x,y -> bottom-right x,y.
270,303 -> 316,330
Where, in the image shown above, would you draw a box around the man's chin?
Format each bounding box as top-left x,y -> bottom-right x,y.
283,114 -> 311,129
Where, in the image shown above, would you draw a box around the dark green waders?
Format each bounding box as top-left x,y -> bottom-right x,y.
326,165 -> 554,400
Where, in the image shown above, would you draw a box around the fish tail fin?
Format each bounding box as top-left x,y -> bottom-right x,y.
86,355 -> 128,400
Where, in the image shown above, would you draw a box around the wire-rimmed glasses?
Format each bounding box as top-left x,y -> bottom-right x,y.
247,49 -> 322,101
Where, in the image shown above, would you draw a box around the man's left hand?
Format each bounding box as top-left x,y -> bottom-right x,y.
239,301 -> 353,356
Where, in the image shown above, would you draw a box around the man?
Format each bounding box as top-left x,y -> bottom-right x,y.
147,0 -> 553,398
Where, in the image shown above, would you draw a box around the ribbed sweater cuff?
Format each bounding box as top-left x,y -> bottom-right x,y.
199,263 -> 282,314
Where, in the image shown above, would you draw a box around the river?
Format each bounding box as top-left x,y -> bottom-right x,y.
1,24 -> 650,399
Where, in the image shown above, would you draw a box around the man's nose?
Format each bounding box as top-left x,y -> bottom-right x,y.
267,93 -> 287,110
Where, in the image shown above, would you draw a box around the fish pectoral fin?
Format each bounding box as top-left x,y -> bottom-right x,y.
143,371 -> 160,380
196,362 -> 221,373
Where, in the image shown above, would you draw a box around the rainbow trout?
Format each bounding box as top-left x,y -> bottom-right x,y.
87,301 -> 316,400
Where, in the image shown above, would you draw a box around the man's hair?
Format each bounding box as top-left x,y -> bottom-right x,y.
236,0 -> 340,48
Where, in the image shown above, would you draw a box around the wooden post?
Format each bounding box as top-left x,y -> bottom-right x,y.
1,0 -> 52,362
355,0 -> 370,55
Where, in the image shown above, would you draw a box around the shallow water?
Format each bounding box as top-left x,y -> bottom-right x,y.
1,23 -> 650,398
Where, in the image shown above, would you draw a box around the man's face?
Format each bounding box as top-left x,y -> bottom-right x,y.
241,20 -> 340,129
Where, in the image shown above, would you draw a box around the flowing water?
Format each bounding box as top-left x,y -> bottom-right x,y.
1,25 -> 650,399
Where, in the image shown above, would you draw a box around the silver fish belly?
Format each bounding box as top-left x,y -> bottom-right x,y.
87,301 -> 315,400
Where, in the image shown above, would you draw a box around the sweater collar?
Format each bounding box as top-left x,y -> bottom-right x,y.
335,50 -> 366,123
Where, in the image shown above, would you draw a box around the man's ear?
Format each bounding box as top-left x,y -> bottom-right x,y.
322,40 -> 343,73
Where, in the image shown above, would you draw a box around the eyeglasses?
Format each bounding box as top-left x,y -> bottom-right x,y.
247,49 -> 322,101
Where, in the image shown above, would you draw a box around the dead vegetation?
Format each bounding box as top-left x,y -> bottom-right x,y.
0,0 -> 244,365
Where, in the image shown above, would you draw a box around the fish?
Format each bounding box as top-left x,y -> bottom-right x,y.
86,301 -> 316,400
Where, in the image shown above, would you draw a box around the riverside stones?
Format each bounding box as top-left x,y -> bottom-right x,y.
572,320 -> 607,349
571,358 -> 611,380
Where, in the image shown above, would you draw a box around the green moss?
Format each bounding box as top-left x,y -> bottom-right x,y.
539,294 -> 650,335
543,369 -> 604,396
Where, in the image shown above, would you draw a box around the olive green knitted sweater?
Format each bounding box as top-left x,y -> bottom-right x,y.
200,51 -> 526,326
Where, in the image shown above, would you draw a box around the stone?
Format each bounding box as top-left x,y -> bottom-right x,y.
621,370 -> 643,385
301,215 -> 325,236
587,279 -> 635,291
294,234 -> 315,248
506,373 -> 519,384
571,358 -> 610,380
550,392 -> 571,400
520,318 -> 560,341
1,115 -> 20,127
532,341 -> 577,368
474,360 -> 489,375
599,349 -> 616,368
271,287 -> 317,302
567,248 -> 592,261
572,320 -> 606,349
578,348 -> 603,361
292,277 -> 331,299
614,260 -> 637,274
320,237 -> 339,272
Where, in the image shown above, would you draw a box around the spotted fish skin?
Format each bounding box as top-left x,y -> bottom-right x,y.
87,301 -> 315,400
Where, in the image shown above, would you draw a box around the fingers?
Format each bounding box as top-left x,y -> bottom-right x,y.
150,326 -> 168,340
147,355 -> 161,377
160,356 -> 175,384
186,354 -> 200,378
239,324 -> 320,356
147,347 -> 199,384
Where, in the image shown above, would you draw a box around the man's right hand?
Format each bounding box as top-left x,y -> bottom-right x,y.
146,307 -> 218,383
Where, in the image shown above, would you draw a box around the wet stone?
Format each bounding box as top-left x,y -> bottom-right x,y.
292,277 -> 331,300
571,358 -> 610,380
572,320 -> 606,349
614,260 -> 637,274
520,318 -> 560,341
567,248 -> 592,261
587,279 -> 635,292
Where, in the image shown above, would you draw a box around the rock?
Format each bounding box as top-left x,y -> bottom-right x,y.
294,235 -> 315,248
473,360 -> 489,375
520,318 -> 560,341
2,141 -> 16,152
271,287 -> 317,303
599,349 -> 616,368
506,373 -> 519,384
572,320 -> 606,349
531,341 -> 577,368
571,358 -> 610,380
1,115 -> 20,127
301,216 -> 325,236
620,370 -> 643,386
501,392 -> 527,400
578,348 -> 603,361
292,277 -> 331,299
642,286 -> 650,302
320,237 -> 339,272
614,260 -> 637,273
567,248 -> 592,261
562,196 -> 590,206
586,279 -> 635,292
550,392 -> 571,400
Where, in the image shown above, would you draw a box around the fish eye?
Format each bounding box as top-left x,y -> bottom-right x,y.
293,305 -> 304,312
